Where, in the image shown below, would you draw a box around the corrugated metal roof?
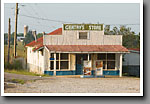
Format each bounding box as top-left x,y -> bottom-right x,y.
45,45 -> 129,53
128,48 -> 140,51
25,28 -> 62,47
47,28 -> 62,35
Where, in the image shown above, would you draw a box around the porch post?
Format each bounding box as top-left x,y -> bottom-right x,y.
54,53 -> 56,76
88,53 -> 90,61
119,53 -> 122,77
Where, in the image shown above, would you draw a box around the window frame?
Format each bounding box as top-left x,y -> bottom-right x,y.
97,53 -> 116,70
50,53 -> 70,70
77,31 -> 90,40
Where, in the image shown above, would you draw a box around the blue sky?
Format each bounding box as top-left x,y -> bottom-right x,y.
4,3 -> 140,34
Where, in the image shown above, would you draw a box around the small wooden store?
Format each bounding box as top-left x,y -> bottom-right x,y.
26,24 -> 129,77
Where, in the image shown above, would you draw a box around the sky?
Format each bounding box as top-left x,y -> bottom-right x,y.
4,3 -> 140,34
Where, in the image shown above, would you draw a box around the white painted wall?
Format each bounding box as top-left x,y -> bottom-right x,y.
123,51 -> 140,66
43,30 -> 122,45
27,47 -> 44,74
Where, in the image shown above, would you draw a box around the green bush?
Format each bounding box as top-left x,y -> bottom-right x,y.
4,60 -> 23,69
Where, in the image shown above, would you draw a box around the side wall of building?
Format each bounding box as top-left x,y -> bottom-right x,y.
123,51 -> 140,66
27,47 -> 44,74
123,51 -> 140,77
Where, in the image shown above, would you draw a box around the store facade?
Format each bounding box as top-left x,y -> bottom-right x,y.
26,24 -> 129,77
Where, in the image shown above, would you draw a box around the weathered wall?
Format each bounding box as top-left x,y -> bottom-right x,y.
70,54 -> 76,70
44,47 -> 50,71
43,30 -> 122,45
27,47 -> 44,74
123,65 -> 140,77
123,51 -> 140,66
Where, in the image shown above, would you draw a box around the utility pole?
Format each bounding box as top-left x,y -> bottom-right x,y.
7,18 -> 11,63
14,3 -> 18,58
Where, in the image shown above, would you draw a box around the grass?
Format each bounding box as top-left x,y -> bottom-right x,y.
11,79 -> 26,84
4,41 -> 26,63
5,69 -> 51,77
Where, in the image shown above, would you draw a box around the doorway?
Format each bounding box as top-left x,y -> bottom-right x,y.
75,54 -> 91,75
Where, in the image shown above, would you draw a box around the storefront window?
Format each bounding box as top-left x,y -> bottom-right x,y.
97,53 -> 116,70
50,53 -> 69,70
107,61 -> 115,69
107,53 -> 115,60
60,53 -> 68,60
97,53 -> 106,60
60,61 -> 69,69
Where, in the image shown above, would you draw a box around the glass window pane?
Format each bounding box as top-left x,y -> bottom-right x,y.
107,61 -> 115,69
103,61 -> 106,69
51,53 -> 59,60
60,53 -> 68,60
56,61 -> 59,69
79,32 -> 88,39
56,53 -> 59,60
97,53 -> 106,60
82,54 -> 88,60
107,53 -> 115,60
60,61 -> 69,69
51,53 -> 54,58
50,61 -> 54,70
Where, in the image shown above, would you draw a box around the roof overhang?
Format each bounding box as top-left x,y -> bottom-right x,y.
45,45 -> 129,53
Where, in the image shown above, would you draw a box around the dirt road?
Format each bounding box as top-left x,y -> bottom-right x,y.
4,72 -> 140,93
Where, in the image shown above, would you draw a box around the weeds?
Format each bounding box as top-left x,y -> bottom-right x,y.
5,69 -> 51,77
8,79 -> 26,84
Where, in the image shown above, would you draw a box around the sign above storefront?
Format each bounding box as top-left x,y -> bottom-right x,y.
63,24 -> 103,31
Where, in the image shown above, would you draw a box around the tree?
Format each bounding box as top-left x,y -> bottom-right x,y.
24,31 -> 35,45
104,25 -> 140,48
37,33 -> 43,39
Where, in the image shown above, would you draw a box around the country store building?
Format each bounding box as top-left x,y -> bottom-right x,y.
25,24 -> 129,77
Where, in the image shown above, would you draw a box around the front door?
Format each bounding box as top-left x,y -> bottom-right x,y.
75,54 -> 84,75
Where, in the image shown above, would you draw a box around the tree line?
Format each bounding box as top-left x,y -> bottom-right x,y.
104,25 -> 140,48
4,25 -> 140,48
4,31 -> 43,45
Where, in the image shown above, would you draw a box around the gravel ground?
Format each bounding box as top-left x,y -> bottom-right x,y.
4,73 -> 140,93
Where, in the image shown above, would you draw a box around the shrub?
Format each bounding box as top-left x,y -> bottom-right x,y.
4,60 -> 23,70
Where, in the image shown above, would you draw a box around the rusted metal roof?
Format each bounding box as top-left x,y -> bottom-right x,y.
47,28 -> 62,35
128,48 -> 140,51
45,45 -> 129,53
25,28 -> 62,47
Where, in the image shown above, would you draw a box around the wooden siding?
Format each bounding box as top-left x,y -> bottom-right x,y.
43,30 -> 122,45
27,47 -> 44,74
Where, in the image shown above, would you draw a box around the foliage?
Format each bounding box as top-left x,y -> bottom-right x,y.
37,33 -> 43,39
23,31 -> 35,45
104,25 -> 140,48
4,60 -> 23,69
10,79 -> 25,84
4,32 -> 14,45
4,41 -> 26,63
5,69 -> 51,77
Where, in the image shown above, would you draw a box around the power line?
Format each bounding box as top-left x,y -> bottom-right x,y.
104,24 -> 140,25
19,14 -> 74,23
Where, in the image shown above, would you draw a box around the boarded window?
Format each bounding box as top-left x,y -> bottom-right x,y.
79,32 -> 88,39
